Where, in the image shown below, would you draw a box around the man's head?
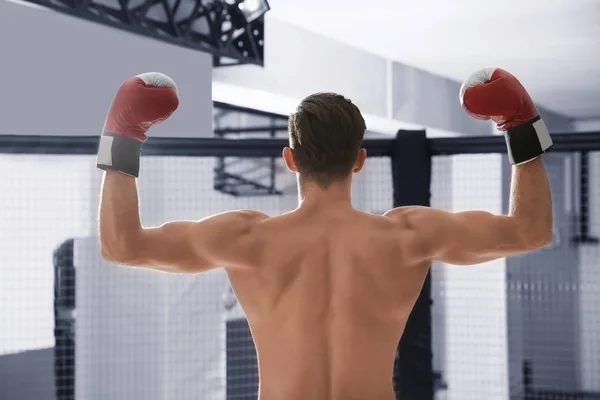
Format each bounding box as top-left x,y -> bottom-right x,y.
284,92 -> 367,188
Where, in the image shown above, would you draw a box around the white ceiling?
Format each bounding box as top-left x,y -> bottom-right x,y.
268,0 -> 600,120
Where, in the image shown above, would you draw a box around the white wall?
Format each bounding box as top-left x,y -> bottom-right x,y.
572,119 -> 600,390
268,0 -> 600,121
214,17 -> 389,119
578,152 -> 600,392
0,2 -> 214,397
214,16 -> 573,137
0,155 -> 93,356
429,155 -> 508,400
0,0 -> 214,356
431,154 -> 509,400
573,119 -> 600,132
213,16 -> 477,136
0,0 -> 212,138
75,237 -> 229,400
391,62 -> 493,135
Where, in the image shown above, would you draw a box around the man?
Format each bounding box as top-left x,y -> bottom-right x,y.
97,69 -> 553,400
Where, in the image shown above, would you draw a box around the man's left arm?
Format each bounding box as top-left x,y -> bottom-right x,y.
99,170 -> 268,273
95,72 -> 267,273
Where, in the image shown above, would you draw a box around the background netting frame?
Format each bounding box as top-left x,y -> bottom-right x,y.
1,131 -> 599,400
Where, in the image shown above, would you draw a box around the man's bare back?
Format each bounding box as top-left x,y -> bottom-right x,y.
100,159 -> 552,399
98,69 -> 554,399
226,207 -> 430,400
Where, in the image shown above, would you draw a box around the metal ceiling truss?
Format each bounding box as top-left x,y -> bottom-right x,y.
212,101 -> 287,197
23,0 -> 265,66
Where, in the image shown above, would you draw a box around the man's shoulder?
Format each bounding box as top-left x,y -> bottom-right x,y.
219,209 -> 270,224
383,206 -> 430,224
202,210 -> 270,239
231,209 -> 270,220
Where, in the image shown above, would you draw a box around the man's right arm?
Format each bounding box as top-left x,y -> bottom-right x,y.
387,157 -> 553,265
386,68 -> 554,266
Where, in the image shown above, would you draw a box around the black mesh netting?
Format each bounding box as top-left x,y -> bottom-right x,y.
430,152 -> 600,400
0,153 -> 392,400
1,144 -> 598,400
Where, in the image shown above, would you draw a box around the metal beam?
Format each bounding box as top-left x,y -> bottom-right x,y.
2,132 -> 600,156
429,132 -> 600,155
0,135 -> 396,157
214,101 -> 289,121
22,0 -> 265,67
214,126 -> 288,135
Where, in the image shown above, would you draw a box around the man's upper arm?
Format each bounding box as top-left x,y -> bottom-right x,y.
386,206 -> 535,265
123,210 -> 269,273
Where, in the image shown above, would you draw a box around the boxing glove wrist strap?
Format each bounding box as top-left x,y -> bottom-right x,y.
96,133 -> 143,177
504,116 -> 553,165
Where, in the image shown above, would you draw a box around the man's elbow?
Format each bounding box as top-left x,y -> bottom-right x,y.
100,239 -> 142,266
522,222 -> 554,251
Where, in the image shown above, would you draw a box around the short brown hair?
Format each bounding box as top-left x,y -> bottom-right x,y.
288,92 -> 366,188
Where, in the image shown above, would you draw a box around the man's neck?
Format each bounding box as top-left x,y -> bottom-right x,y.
297,178 -> 353,210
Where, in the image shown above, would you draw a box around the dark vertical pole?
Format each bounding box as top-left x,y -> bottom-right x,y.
270,120 -> 277,193
53,239 -> 76,400
573,152 -> 599,243
390,130 -> 434,400
214,116 -> 226,193
580,152 -> 589,238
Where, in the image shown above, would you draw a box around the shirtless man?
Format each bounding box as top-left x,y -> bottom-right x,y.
98,68 -> 553,400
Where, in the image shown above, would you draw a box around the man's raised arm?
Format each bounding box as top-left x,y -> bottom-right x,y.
96,73 -> 268,273
387,68 -> 553,265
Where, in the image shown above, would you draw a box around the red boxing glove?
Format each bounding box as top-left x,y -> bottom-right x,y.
97,72 -> 179,177
460,68 -> 553,165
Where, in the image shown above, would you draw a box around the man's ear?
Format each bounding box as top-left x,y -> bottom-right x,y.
283,147 -> 298,173
353,148 -> 367,173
